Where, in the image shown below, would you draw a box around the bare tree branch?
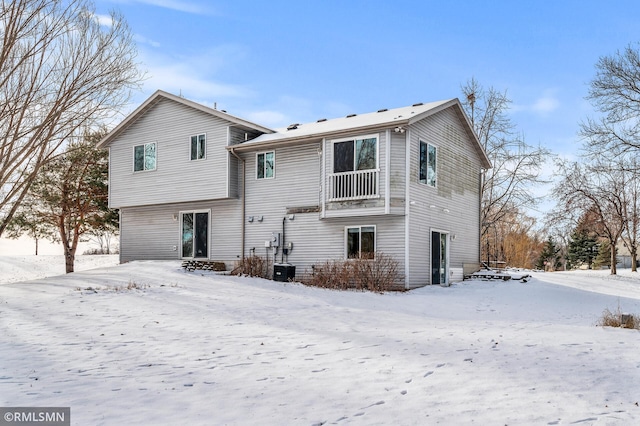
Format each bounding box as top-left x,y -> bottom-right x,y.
0,0 -> 143,235
461,78 -> 551,265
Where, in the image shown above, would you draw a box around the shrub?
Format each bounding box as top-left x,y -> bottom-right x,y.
232,255 -> 269,279
82,247 -> 119,255
303,253 -> 403,292
598,307 -> 640,330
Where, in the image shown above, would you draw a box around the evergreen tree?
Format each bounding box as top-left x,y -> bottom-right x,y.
536,237 -> 562,271
593,240 -> 615,270
566,230 -> 599,269
7,131 -> 116,272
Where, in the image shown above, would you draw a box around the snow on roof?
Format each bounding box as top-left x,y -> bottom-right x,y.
242,99 -> 456,146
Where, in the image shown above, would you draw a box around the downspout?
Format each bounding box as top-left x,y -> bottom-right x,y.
282,216 -> 286,263
404,128 -> 411,289
230,147 -> 245,260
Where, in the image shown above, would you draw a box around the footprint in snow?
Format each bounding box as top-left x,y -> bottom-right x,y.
424,371 -> 434,378
361,401 -> 385,409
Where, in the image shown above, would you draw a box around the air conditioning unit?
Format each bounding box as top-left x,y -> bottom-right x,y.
273,263 -> 295,282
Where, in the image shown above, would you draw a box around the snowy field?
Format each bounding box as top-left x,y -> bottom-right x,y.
1,257 -> 640,425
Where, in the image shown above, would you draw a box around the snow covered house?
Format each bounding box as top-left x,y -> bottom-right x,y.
98,90 -> 490,288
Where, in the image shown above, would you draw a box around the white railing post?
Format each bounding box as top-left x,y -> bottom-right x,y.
328,169 -> 379,201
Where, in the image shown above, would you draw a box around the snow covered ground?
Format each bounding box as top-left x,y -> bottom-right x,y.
1,258 -> 639,425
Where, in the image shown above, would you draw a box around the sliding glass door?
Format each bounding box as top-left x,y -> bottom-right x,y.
181,211 -> 209,258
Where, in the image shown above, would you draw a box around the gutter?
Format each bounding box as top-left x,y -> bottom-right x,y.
229,147 -> 245,260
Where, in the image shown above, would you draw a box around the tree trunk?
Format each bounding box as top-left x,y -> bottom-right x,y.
35,237 -> 38,256
610,240 -> 617,275
65,248 -> 75,273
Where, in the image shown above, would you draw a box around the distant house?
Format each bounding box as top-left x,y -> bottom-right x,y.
98,90 -> 491,288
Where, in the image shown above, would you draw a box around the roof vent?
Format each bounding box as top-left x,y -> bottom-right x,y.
346,113 -> 357,118
377,108 -> 388,113
412,102 -> 423,107
317,118 -> 327,122
221,109 -> 227,113
287,123 -> 300,130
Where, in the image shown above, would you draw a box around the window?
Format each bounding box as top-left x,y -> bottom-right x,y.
257,151 -> 275,179
190,134 -> 206,160
134,142 -> 156,172
333,136 -> 377,172
346,225 -> 376,259
419,141 -> 437,187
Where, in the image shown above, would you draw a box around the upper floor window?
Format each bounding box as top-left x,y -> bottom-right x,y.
190,134 -> 206,160
257,151 -> 275,179
134,142 -> 156,172
346,225 -> 376,259
419,141 -> 437,187
333,135 -> 377,173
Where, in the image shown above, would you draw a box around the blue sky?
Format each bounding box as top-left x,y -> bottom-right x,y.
97,0 -> 640,166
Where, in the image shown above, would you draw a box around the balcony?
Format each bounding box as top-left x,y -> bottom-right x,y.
328,169 -> 380,201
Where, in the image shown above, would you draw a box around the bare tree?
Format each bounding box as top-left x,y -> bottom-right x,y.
580,44 -> 640,159
461,78 -> 550,263
0,0 -> 142,236
553,159 -> 626,274
499,210 -> 542,269
576,44 -> 640,271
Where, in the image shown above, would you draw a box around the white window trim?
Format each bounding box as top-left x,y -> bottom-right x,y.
344,224 -> 377,260
256,150 -> 276,179
331,133 -> 380,172
419,140 -> 437,187
190,133 -> 207,161
133,142 -> 157,172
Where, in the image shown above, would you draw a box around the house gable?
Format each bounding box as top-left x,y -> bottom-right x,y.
102,92 -> 271,208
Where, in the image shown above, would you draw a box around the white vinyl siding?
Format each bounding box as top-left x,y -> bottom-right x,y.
119,200 -> 242,267
407,107 -> 483,287
108,98 -> 238,208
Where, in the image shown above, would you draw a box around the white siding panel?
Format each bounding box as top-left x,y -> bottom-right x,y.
239,141 -> 405,282
253,214 -> 406,283
389,131 -> 406,200
120,198 -> 243,268
406,108 -> 483,288
109,98 -> 235,208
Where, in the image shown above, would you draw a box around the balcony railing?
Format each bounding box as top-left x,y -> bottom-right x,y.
328,169 -> 379,201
